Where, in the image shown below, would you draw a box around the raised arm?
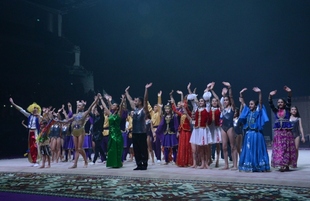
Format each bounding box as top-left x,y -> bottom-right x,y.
223,81 -> 235,109
208,82 -> 222,109
169,90 -> 175,104
125,86 -> 136,110
104,94 -> 113,110
268,90 -> 278,113
284,85 -> 292,109
99,94 -> 111,116
253,87 -> 262,110
84,94 -> 99,117
144,83 -> 152,115
9,98 -> 23,111
239,88 -> 247,107
157,90 -> 163,107
9,98 -> 30,117
118,94 -> 126,116
187,82 -> 193,94
176,90 -> 183,102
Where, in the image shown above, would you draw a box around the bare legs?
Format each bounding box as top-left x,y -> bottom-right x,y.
198,145 -> 210,169
235,134 -> 243,157
39,155 -> 51,168
70,134 -> 88,169
190,143 -> 197,168
147,136 -> 155,164
215,143 -> 220,167
221,128 -> 238,170
50,137 -> 62,163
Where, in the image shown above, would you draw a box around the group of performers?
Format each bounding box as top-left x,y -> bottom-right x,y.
10,81 -> 306,172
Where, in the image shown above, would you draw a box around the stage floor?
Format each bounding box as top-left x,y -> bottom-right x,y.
0,150 -> 309,188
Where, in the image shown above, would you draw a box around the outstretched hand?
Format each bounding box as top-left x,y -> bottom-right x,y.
222,87 -> 228,96
240,88 -> 247,94
169,90 -> 174,96
176,90 -> 183,94
125,86 -> 130,92
9,98 -> 14,104
269,90 -> 277,96
222,81 -> 231,88
207,82 -> 215,90
121,94 -> 126,101
187,82 -> 191,89
252,87 -> 261,93
283,86 -> 291,92
145,83 -> 152,89
158,90 -> 162,96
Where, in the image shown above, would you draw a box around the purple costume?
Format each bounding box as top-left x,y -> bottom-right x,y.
269,96 -> 297,168
156,113 -> 179,163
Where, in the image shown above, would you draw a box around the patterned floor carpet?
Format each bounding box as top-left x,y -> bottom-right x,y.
0,172 -> 309,201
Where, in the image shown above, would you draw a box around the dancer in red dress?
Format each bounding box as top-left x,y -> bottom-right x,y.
170,91 -> 193,167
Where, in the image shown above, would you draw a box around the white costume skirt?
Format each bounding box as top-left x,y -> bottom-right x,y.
190,127 -> 212,145
209,123 -> 222,143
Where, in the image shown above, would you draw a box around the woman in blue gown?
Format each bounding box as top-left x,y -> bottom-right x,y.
238,87 -> 270,172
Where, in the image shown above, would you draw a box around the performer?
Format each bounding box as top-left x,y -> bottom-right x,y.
125,111 -> 134,162
187,83 -> 199,168
146,115 -> 155,164
49,110 -> 62,163
156,97 -> 179,165
62,102 -> 74,162
147,90 -> 163,163
170,91 -> 193,167
238,87 -> 270,172
269,86 -> 297,172
89,104 -> 105,165
83,115 -> 93,162
9,98 -> 42,166
62,94 -> 99,168
37,119 -> 56,168
120,99 -> 129,163
233,106 -> 243,157
210,82 -> 238,170
125,83 -> 151,170
207,89 -> 223,168
100,94 -> 125,168
101,110 -> 110,163
189,87 -> 212,169
290,106 -> 306,163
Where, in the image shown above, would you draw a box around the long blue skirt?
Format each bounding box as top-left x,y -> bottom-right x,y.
238,131 -> 270,172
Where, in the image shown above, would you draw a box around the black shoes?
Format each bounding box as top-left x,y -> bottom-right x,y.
133,166 -> 147,170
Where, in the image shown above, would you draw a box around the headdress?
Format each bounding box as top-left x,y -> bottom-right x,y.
164,103 -> 171,110
27,102 -> 41,115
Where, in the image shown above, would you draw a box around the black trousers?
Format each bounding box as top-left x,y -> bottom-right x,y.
93,139 -> 105,163
132,133 -> 148,168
